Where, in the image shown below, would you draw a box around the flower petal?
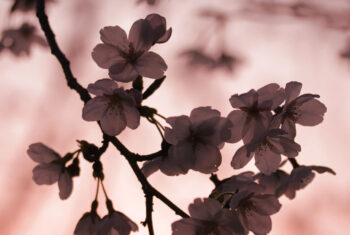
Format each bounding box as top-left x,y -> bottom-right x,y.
91,43 -> 124,69
27,143 -> 60,163
128,19 -> 153,52
193,144 -> 221,174
164,115 -> 191,145
251,194 -> 281,215
87,79 -> 118,96
122,104 -> 140,129
297,99 -> 327,126
100,108 -> 127,136
285,81 -> 302,104
255,150 -> 281,175
135,52 -> 167,79
231,145 -> 254,169
32,163 -> 61,185
100,26 -> 129,52
82,97 -> 109,122
109,61 -> 139,83
58,170 -> 73,200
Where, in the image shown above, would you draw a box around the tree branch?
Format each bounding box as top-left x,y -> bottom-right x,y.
36,2 -> 189,234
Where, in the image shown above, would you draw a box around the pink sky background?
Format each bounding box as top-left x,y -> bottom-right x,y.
0,0 -> 350,234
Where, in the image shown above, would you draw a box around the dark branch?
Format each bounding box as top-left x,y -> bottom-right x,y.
142,193 -> 154,235
36,2 -> 189,233
36,0 -> 91,103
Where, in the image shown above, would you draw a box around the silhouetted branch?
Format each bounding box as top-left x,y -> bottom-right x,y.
36,0 -> 91,103
36,2 -> 189,234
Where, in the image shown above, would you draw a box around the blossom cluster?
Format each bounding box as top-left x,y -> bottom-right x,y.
26,11 -> 334,235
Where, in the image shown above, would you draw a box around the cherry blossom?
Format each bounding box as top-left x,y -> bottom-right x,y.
82,79 -> 140,136
144,107 -> 231,176
231,126 -> 301,175
172,198 -> 245,235
273,81 -> 327,138
74,212 -> 101,235
98,211 -> 138,235
229,189 -> 281,235
227,83 -> 285,144
27,143 -> 73,200
91,17 -> 168,82
0,23 -> 47,56
276,165 -> 335,199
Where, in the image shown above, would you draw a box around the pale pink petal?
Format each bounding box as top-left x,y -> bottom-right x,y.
91,43 -> 124,69
193,144 -> 221,174
109,62 -> 139,82
100,26 -> 129,51
285,81 -> 302,103
27,143 -> 60,163
100,108 -> 127,136
135,52 -> 167,79
87,79 -> 118,96
297,99 -> 327,126
255,150 -> 281,175
82,97 -> 109,121
128,19 -> 153,52
251,195 -> 281,215
231,145 -> 254,169
33,163 -> 61,185
58,170 -> 73,200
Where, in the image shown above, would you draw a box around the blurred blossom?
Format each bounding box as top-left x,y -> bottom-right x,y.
181,49 -> 239,72
82,79 -> 141,136
172,198 -> 245,235
0,23 -> 47,56
10,0 -> 54,13
136,0 -> 157,6
91,15 -> 168,82
74,211 -> 101,235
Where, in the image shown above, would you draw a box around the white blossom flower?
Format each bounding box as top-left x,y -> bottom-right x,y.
27,143 -> 73,200
274,81 -> 327,138
172,198 -> 246,235
0,23 -> 47,56
146,107 -> 231,176
229,189 -> 281,235
92,18 -> 168,82
74,212 -> 101,235
98,211 -> 138,235
231,127 -> 301,175
82,79 -> 140,136
227,83 -> 285,144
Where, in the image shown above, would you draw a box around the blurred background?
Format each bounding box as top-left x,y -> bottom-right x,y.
0,0 -> 349,234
